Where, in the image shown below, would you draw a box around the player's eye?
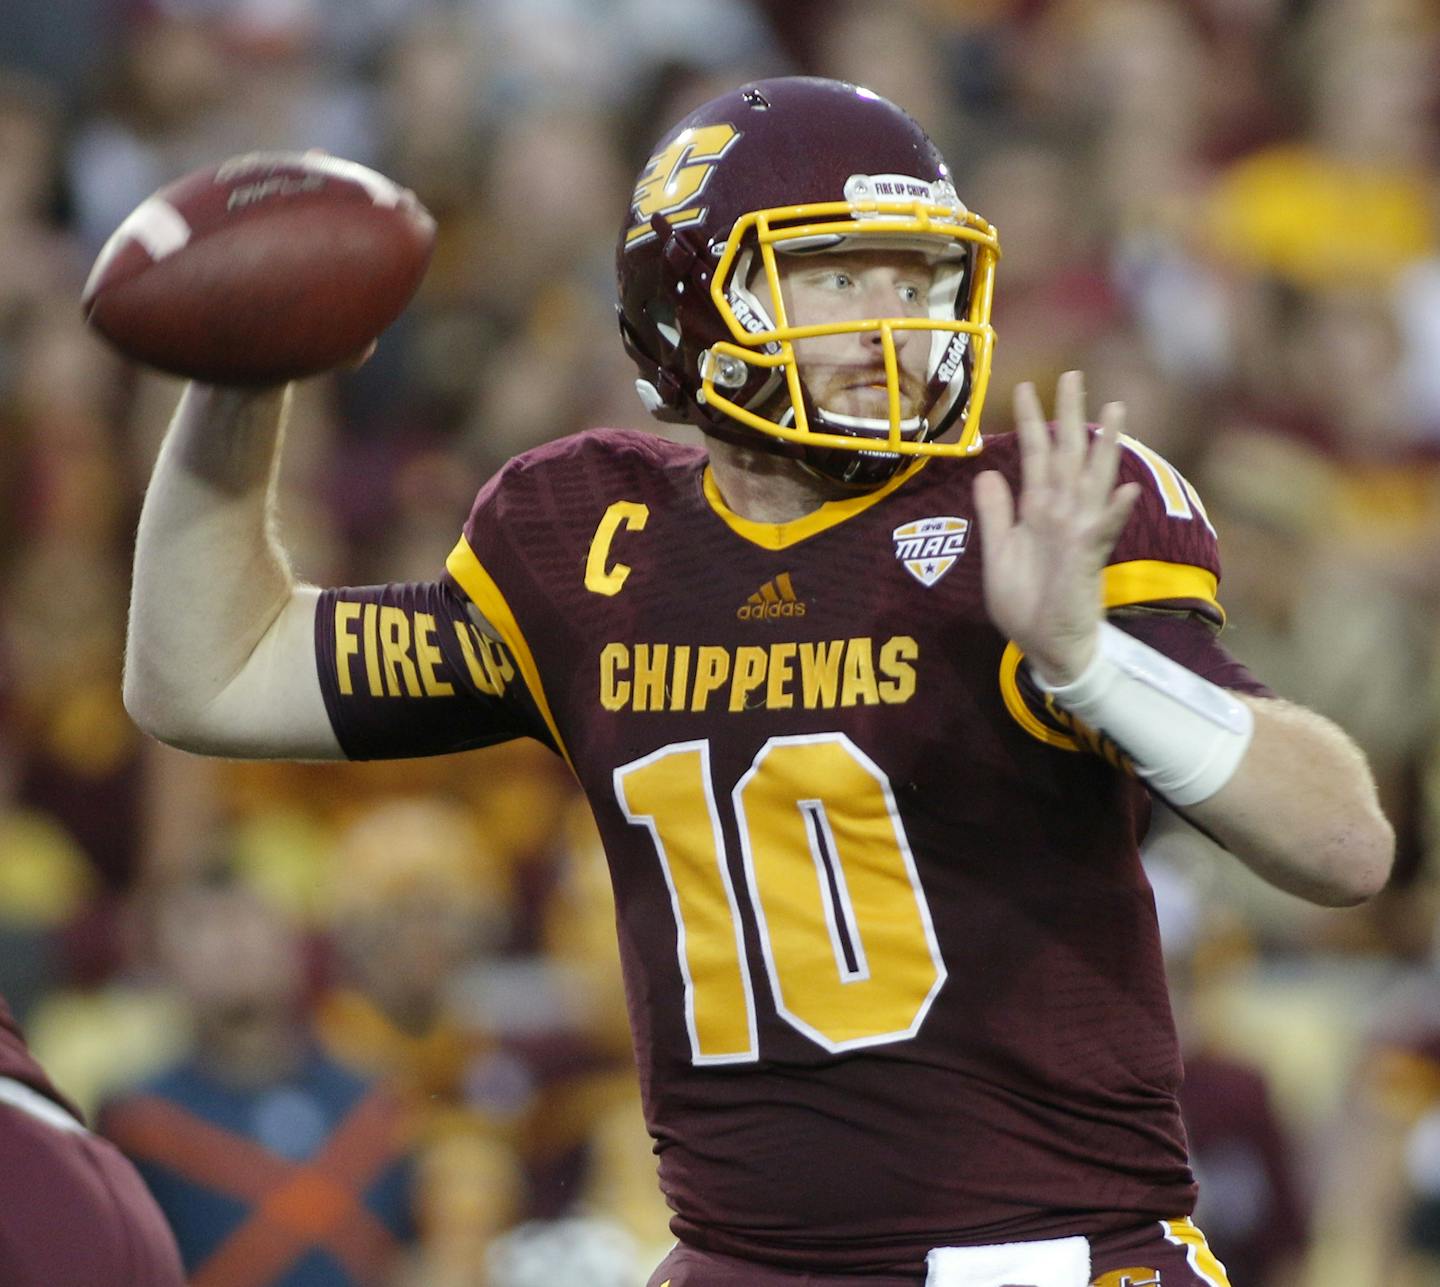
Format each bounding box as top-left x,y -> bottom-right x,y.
897,283 -> 923,305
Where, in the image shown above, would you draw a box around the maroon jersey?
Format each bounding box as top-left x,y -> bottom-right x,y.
0,996 -> 81,1121
0,999 -> 183,1285
318,428 -> 1266,1273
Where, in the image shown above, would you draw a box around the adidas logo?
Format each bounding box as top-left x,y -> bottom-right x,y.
737,572 -> 806,620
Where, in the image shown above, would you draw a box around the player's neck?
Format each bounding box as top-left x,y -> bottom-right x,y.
706,439 -> 853,523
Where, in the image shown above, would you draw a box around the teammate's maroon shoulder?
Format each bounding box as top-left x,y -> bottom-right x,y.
0,996 -> 81,1121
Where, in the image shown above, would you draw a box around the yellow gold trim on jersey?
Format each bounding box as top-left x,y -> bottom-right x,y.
445,537 -> 574,772
701,459 -> 927,550
999,559 -> 1224,751
999,642 -> 1084,752
1162,1217 -> 1232,1286
1102,560 -> 1223,620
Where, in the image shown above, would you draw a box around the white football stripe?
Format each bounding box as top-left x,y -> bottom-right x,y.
215,151 -> 403,208
301,154 -> 402,207
119,196 -> 192,262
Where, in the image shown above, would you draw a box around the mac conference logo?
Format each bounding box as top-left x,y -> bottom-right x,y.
892,516 -> 969,587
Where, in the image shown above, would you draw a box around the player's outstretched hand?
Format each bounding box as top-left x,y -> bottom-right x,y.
973,370 -> 1141,686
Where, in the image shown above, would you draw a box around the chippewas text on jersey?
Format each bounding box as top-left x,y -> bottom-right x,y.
598,636 -> 918,714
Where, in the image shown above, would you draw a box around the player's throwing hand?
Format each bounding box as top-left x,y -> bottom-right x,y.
973,370 -> 1141,686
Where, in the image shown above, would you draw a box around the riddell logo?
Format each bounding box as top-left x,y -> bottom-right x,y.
737,573 -> 806,620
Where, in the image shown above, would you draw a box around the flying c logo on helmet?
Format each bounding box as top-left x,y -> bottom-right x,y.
626,124 -> 742,248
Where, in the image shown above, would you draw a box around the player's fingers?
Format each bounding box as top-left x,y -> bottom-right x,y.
1095,480 -> 1142,552
1052,369 -> 1087,484
972,469 -> 1015,552
1081,400 -> 1126,508
1011,381 -> 1050,504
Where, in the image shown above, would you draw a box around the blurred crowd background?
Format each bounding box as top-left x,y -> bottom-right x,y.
1,0 -> 1438,1282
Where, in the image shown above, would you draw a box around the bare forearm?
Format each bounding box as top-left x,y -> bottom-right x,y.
124,384 -> 309,745
1182,696 -> 1394,906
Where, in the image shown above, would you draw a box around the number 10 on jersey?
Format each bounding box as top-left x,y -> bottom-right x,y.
614,734 -> 947,1064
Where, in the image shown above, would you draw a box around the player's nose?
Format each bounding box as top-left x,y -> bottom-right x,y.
859,312 -> 912,355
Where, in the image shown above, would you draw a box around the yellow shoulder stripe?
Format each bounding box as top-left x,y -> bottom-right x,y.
1103,559 -> 1222,620
446,537 -> 574,772
701,458 -> 926,550
998,560 -> 1224,752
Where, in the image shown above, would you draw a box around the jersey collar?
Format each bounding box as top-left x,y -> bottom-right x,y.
701,458 -> 929,550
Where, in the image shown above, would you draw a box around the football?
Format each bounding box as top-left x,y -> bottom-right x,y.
80,152 -> 436,385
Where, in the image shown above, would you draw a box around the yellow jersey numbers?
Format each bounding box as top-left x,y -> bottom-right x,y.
1120,434 -> 1215,534
615,733 -> 945,1063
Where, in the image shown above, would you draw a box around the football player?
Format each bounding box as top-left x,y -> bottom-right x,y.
124,78 -> 1392,1285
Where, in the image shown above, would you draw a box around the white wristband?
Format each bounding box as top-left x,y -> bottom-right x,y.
1034,622 -> 1255,805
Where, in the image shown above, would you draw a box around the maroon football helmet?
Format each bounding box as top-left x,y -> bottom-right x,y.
616,76 -> 1000,486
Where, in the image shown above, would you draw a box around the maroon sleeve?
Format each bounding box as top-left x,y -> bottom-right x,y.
315,579 -> 555,761
1114,612 -> 1274,699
